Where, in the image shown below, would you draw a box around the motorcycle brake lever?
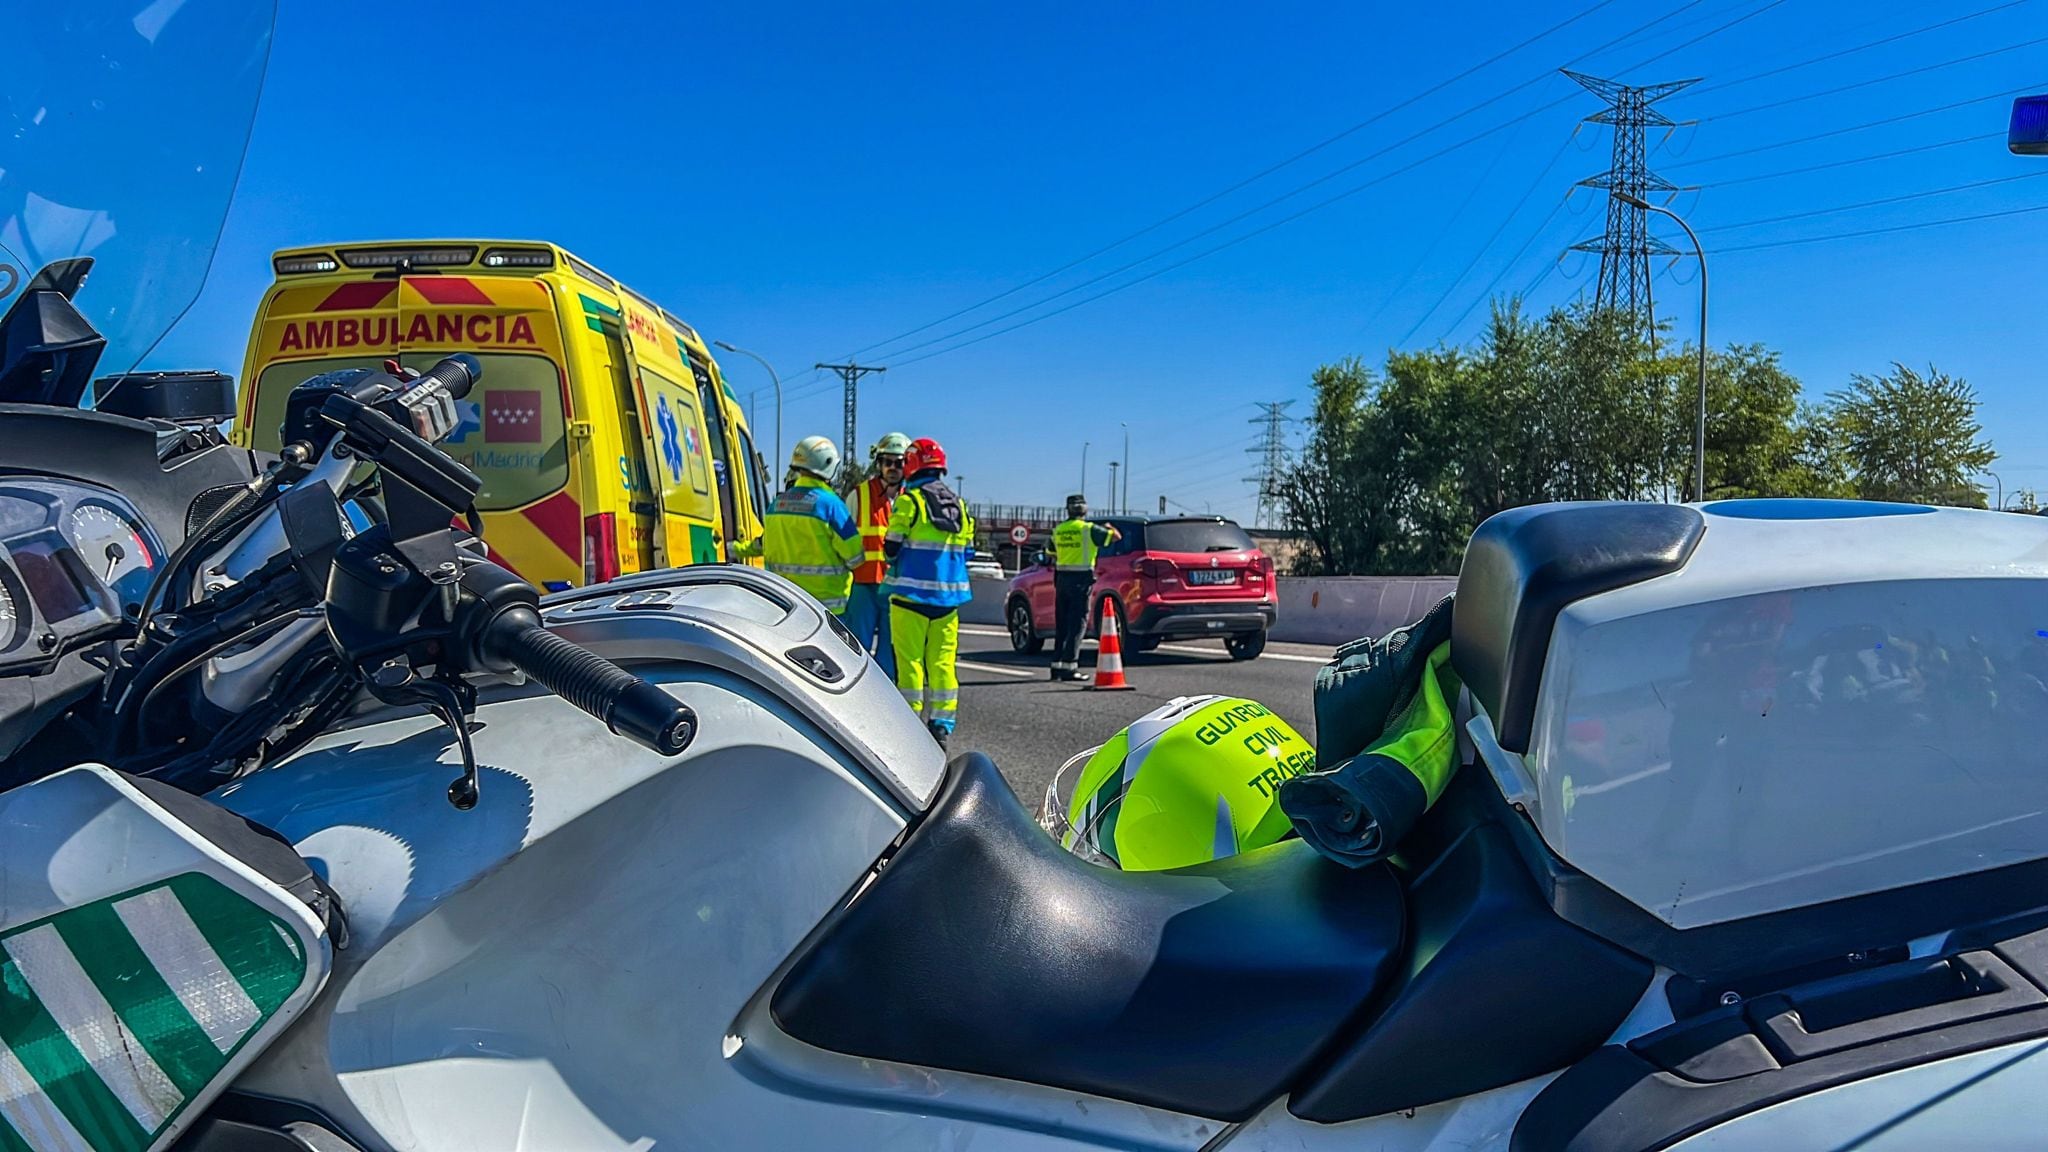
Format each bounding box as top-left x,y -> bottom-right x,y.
366,656 -> 482,810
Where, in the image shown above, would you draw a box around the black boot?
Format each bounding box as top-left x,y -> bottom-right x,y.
928,722 -> 951,750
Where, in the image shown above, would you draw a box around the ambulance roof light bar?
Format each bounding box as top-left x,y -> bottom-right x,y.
274,253 -> 339,275
481,247 -> 555,269
336,245 -> 477,270
2012,94 -> 2048,155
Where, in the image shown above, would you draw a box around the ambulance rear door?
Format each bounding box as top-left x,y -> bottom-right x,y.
571,289 -> 662,573
396,273 -> 581,589
616,304 -> 722,565
239,275 -> 404,448
682,343 -> 745,561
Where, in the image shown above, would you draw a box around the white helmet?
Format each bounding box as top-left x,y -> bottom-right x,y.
790,435 -> 841,481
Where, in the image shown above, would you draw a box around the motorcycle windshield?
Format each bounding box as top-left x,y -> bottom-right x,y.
1,0 -> 275,374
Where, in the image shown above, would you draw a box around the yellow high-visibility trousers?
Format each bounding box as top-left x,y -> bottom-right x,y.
891,603 -> 960,732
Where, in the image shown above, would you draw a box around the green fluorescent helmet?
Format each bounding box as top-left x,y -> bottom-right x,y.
1062,694 -> 1316,871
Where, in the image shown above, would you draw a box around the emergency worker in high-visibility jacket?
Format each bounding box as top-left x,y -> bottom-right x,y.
885,437 -> 976,748
1049,494 -> 1120,682
749,435 -> 864,614
847,431 -> 910,677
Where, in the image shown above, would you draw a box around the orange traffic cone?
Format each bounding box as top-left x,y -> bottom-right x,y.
1088,599 -> 1134,691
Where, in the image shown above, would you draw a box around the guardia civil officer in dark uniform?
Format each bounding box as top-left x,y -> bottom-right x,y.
1048,494 -> 1120,682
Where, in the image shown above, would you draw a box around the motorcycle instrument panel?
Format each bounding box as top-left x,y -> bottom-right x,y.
0,479 -> 162,659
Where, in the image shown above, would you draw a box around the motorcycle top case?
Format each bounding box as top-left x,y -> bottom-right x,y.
0,766 -> 331,1152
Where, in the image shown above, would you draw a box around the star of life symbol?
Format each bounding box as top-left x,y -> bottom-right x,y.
447,399 -> 483,444
657,393 -> 686,481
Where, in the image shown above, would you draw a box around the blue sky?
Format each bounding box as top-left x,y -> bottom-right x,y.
152,0 -> 2048,521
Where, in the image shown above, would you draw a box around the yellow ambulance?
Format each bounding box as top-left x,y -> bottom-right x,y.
235,240 -> 770,590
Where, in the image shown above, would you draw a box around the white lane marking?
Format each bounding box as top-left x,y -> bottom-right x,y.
960,625 -> 1329,664
6,925 -> 182,1130
1154,643 -> 1328,664
115,886 -> 261,1054
958,660 -> 1038,678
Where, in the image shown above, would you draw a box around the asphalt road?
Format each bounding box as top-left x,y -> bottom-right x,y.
946,627 -> 1335,818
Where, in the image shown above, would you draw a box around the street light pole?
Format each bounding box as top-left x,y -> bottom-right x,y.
1080,442 -> 1090,501
1617,192 -> 1708,502
712,341 -> 783,476
1120,422 -> 1130,514
1107,461 -> 1120,511
1984,470 -> 2004,511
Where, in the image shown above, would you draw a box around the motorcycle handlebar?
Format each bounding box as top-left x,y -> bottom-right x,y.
413,353 -> 480,401
479,604 -> 696,757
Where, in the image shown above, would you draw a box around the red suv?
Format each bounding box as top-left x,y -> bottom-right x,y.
1005,515 -> 1276,660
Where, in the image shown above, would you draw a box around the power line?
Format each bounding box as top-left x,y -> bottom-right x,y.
1361,121 -> 1546,334
888,99 -> 1561,368
1126,436 -> 1268,492
1702,171 -> 2048,233
862,0 -> 1732,368
1400,138 -> 1578,344
886,0 -> 1779,370
1696,33 -> 2048,122
1665,81 -> 2045,169
1715,202 -> 2048,253
840,0 -> 1640,361
1688,0 -> 2034,96
1436,193 -> 1577,342
1700,131 -> 2004,187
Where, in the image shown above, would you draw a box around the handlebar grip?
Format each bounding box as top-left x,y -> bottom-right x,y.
416,353 -> 482,400
480,605 -> 696,756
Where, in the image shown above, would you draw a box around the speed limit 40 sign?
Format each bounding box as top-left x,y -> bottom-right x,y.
1010,523 -> 1030,544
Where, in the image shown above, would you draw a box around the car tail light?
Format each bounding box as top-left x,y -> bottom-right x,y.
1131,557 -> 1154,578
1249,554 -> 1272,583
584,513 -> 620,585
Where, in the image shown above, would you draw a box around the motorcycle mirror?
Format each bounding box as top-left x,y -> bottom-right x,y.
0,278 -> 107,407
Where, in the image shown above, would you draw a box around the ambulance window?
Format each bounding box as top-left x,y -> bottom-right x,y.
738,428 -> 767,522
247,358 -> 382,450
423,353 -> 569,511
639,366 -> 712,498
248,353 -> 568,512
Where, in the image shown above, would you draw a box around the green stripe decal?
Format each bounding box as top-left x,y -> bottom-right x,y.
50,907 -> 218,1101
689,523 -> 718,565
584,316 -> 608,334
0,960 -> 147,1152
577,293 -> 621,319
0,1108 -> 34,1152
165,875 -> 302,1019
0,872 -> 313,1151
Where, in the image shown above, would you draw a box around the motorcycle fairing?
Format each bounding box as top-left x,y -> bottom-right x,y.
0,766 -> 331,1152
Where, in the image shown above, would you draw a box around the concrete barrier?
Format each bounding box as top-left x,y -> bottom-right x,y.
959,574 -> 1453,648
1271,576 -> 1456,646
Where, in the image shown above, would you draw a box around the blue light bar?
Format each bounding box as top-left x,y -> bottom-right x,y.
2012,94 -> 2048,156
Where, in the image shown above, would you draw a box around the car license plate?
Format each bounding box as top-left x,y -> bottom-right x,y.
1187,569 -> 1238,585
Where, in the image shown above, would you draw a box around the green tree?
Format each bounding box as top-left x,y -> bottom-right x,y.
1828,364 -> 1994,506
1276,358 -> 1375,575
1674,343 -> 1844,500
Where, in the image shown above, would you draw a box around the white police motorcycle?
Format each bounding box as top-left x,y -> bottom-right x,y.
6,5 -> 2048,1150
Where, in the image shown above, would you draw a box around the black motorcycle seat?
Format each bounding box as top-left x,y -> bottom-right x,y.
771,753 -> 1406,1121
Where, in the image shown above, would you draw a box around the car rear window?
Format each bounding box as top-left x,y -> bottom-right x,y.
1144,520 -> 1254,554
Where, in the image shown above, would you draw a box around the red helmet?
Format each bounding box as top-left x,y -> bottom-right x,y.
905,436 -> 947,475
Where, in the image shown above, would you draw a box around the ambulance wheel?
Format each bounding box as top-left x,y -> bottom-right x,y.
1226,629 -> 1267,661
1007,598 -> 1043,654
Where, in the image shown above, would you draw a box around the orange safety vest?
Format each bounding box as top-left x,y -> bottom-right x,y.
852,476 -> 896,584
